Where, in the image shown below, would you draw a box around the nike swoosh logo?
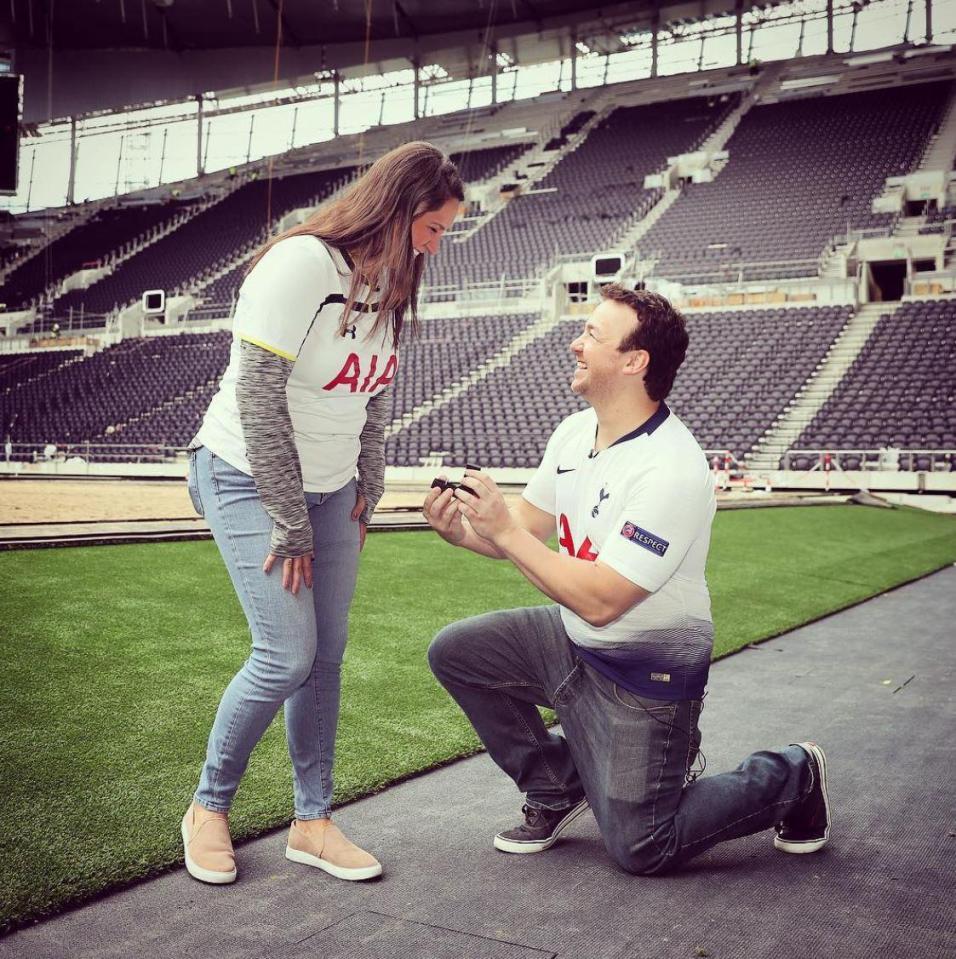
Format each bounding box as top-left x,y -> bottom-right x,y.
557,467 -> 576,475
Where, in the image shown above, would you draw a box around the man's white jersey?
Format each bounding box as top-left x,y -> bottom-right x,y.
196,236 -> 397,493
523,403 -> 716,700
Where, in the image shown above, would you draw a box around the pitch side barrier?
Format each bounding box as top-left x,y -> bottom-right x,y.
783,449 -> 956,473
3,444 -> 955,495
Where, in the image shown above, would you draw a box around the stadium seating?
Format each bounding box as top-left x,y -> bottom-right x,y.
47,167 -> 354,318
0,332 -> 231,448
425,94 -> 740,291
3,78 -> 953,474
920,204 -> 956,234
389,312 -> 537,420
449,143 -> 527,184
640,82 -> 951,282
40,143 -> 535,322
0,350 -> 82,395
386,305 -> 851,467
4,201 -> 192,311
544,110 -> 596,150
6,299 -> 955,473
197,259 -> 251,314
789,298 -> 956,469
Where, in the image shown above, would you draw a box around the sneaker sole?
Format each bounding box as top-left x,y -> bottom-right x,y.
493,799 -> 590,854
774,741 -> 830,854
181,818 -> 237,884
285,845 -> 383,881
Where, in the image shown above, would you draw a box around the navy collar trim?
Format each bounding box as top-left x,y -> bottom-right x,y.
592,403 -> 670,454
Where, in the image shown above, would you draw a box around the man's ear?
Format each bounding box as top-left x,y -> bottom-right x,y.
622,349 -> 650,378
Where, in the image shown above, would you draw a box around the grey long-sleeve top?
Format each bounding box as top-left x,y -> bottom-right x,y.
236,340 -> 389,557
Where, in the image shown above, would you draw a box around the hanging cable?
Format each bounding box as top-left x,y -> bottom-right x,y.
356,0 -> 374,169
459,0 -> 498,180
265,0 -> 284,229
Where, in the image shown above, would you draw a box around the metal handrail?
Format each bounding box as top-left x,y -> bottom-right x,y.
1,441 -> 187,464
421,276 -> 540,305
655,258 -> 822,284
782,448 -> 956,470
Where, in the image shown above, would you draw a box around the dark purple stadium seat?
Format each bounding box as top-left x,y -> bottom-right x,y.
0,332 -> 231,447
48,167 -> 355,319
387,305 -> 851,467
5,201 -> 193,311
427,94 -> 740,291
640,82 -> 950,282
792,299 -> 956,459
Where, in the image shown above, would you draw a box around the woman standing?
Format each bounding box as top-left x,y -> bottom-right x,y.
183,142 -> 463,884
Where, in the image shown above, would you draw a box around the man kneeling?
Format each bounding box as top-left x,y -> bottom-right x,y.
422,284 -> 830,875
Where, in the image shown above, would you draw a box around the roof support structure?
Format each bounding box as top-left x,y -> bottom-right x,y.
66,115 -> 76,206
196,95 -> 204,176
736,0 -> 743,65
570,26 -> 577,89
333,71 -> 341,135
651,10 -> 659,78
491,40 -> 498,103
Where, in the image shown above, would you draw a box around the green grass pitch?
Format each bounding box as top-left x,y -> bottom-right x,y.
1,504 -> 954,931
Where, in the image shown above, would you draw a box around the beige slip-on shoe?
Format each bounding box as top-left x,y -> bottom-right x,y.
181,806 -> 237,884
285,819 -> 382,881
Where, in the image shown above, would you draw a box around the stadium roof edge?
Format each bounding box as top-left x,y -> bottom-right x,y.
8,0 -> 788,123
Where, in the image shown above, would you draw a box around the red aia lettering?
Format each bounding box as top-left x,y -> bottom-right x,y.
558,513 -> 575,555
323,353 -> 398,393
576,537 -> 598,562
323,353 -> 361,392
558,514 -> 598,562
370,354 -> 397,391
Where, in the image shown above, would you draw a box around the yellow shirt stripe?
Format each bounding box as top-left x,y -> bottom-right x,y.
238,334 -> 297,363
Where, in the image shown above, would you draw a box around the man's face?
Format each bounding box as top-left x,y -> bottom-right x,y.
569,298 -> 643,399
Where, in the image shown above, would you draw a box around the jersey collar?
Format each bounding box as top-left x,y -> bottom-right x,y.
591,402 -> 670,455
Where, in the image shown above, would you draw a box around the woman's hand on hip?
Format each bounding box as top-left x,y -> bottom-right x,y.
263,553 -> 313,595
351,492 -> 368,551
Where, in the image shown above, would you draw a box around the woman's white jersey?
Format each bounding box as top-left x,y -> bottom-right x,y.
196,236 -> 397,493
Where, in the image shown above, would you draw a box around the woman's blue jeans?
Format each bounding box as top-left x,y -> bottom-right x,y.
187,445 -> 360,820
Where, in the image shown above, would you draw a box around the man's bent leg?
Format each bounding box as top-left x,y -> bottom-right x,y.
562,665 -> 813,875
428,606 -> 585,811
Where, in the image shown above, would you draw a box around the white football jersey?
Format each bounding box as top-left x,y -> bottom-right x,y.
196,236 -> 397,493
523,403 -> 716,700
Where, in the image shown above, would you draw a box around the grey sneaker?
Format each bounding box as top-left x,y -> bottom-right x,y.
493,799 -> 590,854
774,742 -> 831,854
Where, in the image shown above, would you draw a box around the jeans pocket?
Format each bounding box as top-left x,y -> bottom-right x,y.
611,683 -> 678,716
553,661 -> 584,707
186,449 -> 205,518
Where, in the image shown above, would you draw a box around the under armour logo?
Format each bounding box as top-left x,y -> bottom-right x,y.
591,486 -> 610,518
343,325 -> 357,339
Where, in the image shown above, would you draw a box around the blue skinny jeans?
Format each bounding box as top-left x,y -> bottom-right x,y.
187,445 -> 360,820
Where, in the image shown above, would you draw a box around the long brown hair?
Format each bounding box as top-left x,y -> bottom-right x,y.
246,141 -> 464,347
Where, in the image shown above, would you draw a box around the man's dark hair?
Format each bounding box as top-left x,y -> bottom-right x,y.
602,283 -> 689,401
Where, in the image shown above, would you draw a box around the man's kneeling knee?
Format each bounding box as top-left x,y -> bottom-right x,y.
427,620 -> 472,682
606,836 -> 671,877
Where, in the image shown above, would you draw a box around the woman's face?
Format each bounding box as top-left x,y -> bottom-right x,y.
410,197 -> 460,257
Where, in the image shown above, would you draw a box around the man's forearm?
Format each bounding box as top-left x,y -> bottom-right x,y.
494,526 -> 609,624
455,523 -> 506,559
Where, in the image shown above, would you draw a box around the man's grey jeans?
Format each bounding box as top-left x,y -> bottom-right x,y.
428,604 -> 813,875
